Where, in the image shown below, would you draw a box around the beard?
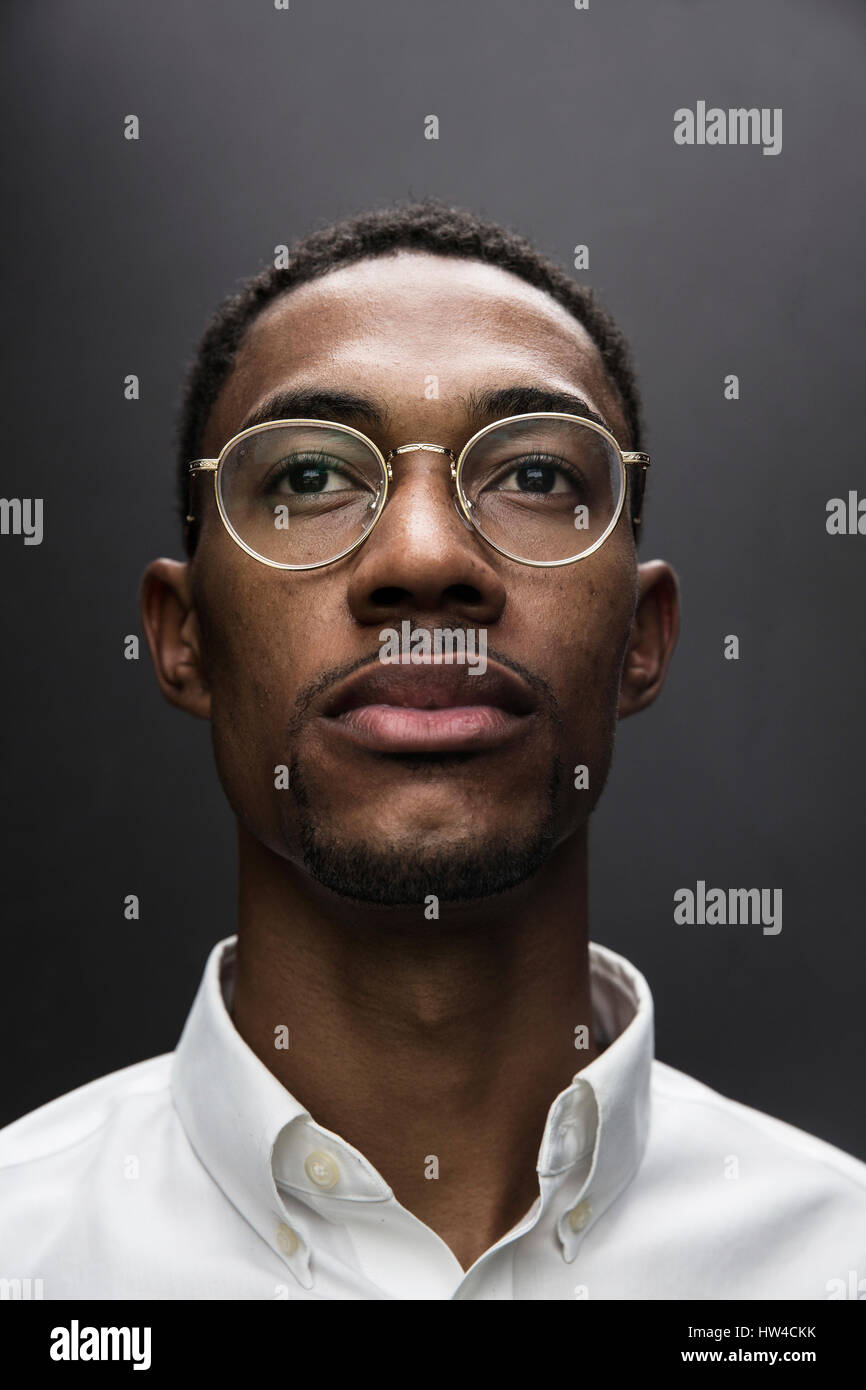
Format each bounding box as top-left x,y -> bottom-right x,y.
289,753 -> 564,906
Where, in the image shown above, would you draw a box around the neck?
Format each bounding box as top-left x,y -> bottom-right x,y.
231,823 -> 597,1271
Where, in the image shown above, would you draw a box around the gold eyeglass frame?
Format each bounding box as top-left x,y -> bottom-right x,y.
186,411 -> 650,571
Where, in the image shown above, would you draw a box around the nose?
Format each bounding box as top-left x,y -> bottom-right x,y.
346,450 -> 507,627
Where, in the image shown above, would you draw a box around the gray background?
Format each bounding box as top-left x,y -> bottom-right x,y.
1,0 -> 864,1157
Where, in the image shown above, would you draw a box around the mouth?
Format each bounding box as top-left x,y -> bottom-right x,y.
318,656 -> 539,754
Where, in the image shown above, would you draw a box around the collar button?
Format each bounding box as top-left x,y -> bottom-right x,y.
567,1199 -> 592,1233
304,1149 -> 340,1189
276,1222 -> 299,1255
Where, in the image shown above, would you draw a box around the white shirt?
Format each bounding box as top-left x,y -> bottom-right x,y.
1,935 -> 864,1300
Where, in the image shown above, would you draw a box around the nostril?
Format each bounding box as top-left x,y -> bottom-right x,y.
447,583 -> 483,606
370,586 -> 410,608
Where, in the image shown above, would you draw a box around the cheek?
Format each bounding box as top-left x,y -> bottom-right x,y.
194,563 -> 310,818
569,571 -> 634,678
520,551 -> 636,736
204,577 -> 282,701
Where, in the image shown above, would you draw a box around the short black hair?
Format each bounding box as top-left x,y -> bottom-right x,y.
176,198 -> 646,551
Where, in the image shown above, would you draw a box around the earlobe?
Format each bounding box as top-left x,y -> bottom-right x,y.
139,558 -> 212,719
618,559 -> 680,719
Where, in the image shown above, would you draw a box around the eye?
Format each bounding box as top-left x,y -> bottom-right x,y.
268,453 -> 359,495
491,455 -> 583,495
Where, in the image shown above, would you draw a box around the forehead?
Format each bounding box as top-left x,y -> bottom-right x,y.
206,252 -> 627,450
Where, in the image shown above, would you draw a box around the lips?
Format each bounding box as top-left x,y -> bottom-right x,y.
319,658 -> 538,753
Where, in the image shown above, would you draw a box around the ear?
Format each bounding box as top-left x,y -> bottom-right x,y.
139,558 -> 211,719
618,559 -> 680,719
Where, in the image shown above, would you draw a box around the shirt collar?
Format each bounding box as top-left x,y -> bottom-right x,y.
551,940 -> 654,1261
171,934 -> 653,1287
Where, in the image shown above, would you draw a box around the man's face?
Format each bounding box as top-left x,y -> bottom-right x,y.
187,252 -> 643,904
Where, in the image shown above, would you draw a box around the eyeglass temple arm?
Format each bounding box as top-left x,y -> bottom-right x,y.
186,459 -> 218,524
623,453 -> 650,530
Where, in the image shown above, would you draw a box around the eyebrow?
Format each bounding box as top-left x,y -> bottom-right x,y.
237,383 -> 614,440
239,388 -> 391,434
464,385 -> 613,436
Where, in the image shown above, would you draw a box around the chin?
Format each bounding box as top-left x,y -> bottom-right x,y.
288,752 -> 565,905
296,828 -> 556,907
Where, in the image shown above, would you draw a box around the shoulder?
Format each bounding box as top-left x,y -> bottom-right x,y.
0,1054 -> 174,1171
0,1054 -> 235,1296
582,1059 -> 866,1297
649,1057 -> 866,1196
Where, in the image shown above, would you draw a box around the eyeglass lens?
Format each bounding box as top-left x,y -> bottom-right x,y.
459,416 -> 623,563
217,422 -> 385,566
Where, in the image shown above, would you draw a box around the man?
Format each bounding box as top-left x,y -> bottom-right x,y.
2,201 -> 864,1300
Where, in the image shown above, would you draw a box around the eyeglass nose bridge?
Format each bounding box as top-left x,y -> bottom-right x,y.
384,441 -> 458,479
381,441 -> 473,530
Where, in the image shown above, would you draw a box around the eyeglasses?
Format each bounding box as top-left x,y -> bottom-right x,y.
186,412 -> 650,570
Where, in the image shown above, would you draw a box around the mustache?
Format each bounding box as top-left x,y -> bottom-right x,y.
286,633 -> 562,738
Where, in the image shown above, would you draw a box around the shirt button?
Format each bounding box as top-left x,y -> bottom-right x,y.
304,1149 -> 340,1189
276,1222 -> 299,1255
567,1199 -> 592,1232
